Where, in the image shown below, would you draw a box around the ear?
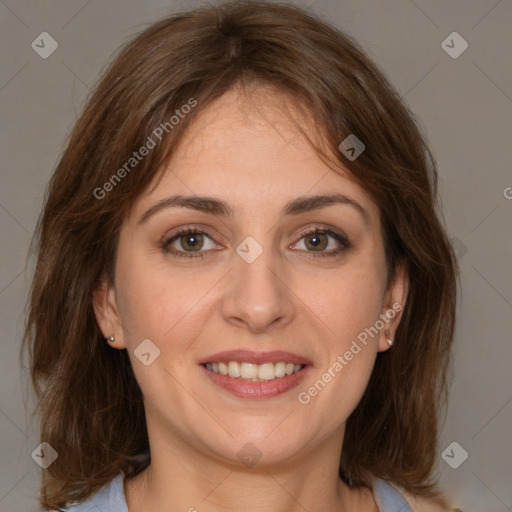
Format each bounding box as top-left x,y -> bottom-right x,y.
378,260 -> 409,352
92,276 -> 127,350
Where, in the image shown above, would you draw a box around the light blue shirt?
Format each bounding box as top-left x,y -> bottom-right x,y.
58,473 -> 414,511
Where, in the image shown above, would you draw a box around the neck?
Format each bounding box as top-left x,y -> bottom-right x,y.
124,425 -> 376,512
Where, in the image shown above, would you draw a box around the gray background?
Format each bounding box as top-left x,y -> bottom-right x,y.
1,0 -> 511,510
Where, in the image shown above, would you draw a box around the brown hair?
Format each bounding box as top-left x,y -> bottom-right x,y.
22,1 -> 459,509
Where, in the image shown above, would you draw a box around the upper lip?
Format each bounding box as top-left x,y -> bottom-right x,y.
199,350 -> 313,366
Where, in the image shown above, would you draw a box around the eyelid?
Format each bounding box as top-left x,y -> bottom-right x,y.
161,224 -> 224,245
294,224 -> 349,241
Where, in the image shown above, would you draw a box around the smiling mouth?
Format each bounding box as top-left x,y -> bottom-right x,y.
202,361 -> 305,382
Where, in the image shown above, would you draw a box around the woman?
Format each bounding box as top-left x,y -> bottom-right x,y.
23,1 -> 459,510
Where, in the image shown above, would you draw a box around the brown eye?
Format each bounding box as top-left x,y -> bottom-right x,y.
292,228 -> 351,257
161,228 -> 218,258
304,232 -> 329,251
178,232 -> 205,251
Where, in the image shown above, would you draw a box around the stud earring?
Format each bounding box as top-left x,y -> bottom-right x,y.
385,330 -> 393,347
106,335 -> 115,343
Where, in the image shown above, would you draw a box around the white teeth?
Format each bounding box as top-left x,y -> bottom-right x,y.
205,361 -> 305,381
228,361 -> 240,378
274,362 -> 286,378
240,362 -> 258,379
258,363 -> 275,380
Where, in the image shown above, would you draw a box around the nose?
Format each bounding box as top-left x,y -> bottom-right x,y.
221,244 -> 296,334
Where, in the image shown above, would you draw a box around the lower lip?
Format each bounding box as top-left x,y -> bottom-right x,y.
200,364 -> 311,399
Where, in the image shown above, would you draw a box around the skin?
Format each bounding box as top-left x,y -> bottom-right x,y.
94,85 -> 409,512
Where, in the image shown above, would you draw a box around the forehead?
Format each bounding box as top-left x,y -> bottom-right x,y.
173,85 -> 329,167
132,86 -> 380,227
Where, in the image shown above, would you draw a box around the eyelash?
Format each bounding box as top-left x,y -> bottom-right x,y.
159,225 -> 352,259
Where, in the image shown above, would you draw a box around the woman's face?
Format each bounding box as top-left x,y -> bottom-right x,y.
94,86 -> 407,468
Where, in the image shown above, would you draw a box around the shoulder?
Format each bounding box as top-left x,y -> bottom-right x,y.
397,486 -> 460,512
51,473 -> 125,512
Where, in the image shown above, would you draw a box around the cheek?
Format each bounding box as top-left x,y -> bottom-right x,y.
114,250 -> 216,351
294,255 -> 385,413
301,261 -> 385,344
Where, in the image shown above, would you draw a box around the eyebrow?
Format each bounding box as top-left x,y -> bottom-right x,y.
138,193 -> 370,227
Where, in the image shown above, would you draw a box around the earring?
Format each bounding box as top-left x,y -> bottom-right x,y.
106,335 -> 115,343
385,330 -> 393,347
